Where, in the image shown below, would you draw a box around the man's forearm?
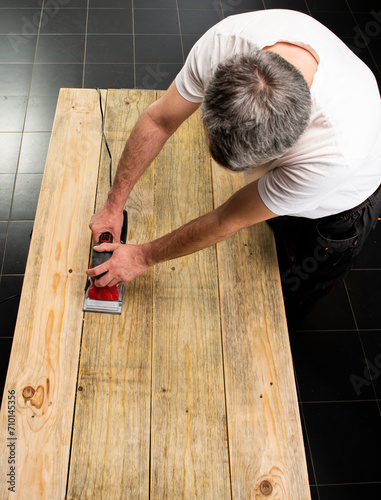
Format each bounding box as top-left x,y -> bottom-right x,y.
143,179 -> 278,267
143,208 -> 233,267
106,108 -> 172,210
87,180 -> 277,286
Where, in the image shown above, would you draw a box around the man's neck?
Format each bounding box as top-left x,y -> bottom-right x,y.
262,42 -> 319,88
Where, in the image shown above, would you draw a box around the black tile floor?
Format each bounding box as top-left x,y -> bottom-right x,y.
0,1 -> 380,497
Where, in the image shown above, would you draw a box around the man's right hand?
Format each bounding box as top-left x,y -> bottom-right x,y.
89,203 -> 124,243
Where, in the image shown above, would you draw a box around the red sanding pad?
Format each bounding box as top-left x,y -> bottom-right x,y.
88,281 -> 119,301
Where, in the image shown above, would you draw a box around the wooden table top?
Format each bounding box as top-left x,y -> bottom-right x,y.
0,89 -> 310,500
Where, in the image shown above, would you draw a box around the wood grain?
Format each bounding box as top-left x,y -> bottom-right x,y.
211,161 -> 311,500
67,90 -> 156,500
0,88 -> 103,499
0,88 -> 310,500
150,99 -> 231,499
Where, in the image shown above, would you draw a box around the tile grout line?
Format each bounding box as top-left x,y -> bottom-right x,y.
132,0 -> 136,89
175,0 -> 184,64
81,0 -> 89,88
298,402 -> 321,496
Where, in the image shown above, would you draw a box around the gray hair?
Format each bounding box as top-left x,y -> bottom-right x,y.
201,49 -> 312,171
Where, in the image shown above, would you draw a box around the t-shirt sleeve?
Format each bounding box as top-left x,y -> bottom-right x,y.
175,28 -> 218,103
175,14 -> 261,103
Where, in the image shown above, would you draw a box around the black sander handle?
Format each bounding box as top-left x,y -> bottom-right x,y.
91,210 -> 128,278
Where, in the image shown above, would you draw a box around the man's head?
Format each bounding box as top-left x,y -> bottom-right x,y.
201,49 -> 312,171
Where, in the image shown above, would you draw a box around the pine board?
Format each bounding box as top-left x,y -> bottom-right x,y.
67,89 -> 156,500
150,93 -> 231,499
0,89 -> 104,499
212,161 -> 311,499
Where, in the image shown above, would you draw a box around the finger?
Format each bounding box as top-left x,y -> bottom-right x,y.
93,243 -> 118,253
86,262 -> 109,278
107,277 -> 120,287
95,276 -> 110,287
95,273 -> 116,288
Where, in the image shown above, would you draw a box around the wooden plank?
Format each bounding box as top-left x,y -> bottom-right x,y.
67,90 -> 156,500
150,100 -> 231,498
211,161 -> 311,499
0,89 -> 104,499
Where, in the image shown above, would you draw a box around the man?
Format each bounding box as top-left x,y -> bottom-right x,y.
87,10 -> 381,328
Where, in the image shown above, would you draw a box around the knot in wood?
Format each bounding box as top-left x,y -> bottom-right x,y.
259,480 -> 273,496
23,386 -> 35,400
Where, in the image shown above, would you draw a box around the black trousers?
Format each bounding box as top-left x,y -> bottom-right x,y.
268,184 -> 381,330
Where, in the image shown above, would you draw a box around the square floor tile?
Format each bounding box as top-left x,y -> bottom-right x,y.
89,0 -> 132,7
311,11 -> 358,39
353,14 -> 381,44
368,38 -> 381,63
135,63 -> 182,89
318,483 -> 381,499
0,174 -> 15,220
345,270 -> 381,329
135,34 -> 182,63
182,34 -> 201,59
2,221 -> 34,274
84,63 -> 134,88
0,9 -> 41,35
347,0 -> 381,12
134,9 -> 179,34
360,331 -> 381,400
46,0 -> 87,6
1,0 -> 42,6
296,280 -> 356,331
86,34 -> 133,63
10,173 -> 43,220
134,0 -> 176,7
307,0 -> 349,11
30,63 -> 83,96
221,0 -> 265,14
303,401 -> 381,484
0,96 -> 28,132
0,276 -> 24,337
0,133 -> 22,174
179,10 -> 223,35
290,330 -> 376,402
264,0 -> 308,9
18,132 -> 50,174
0,34 -> 37,63
24,96 -> 58,132
353,220 -> 381,269
40,8 -> 87,34
0,222 -> 7,265
178,0 -> 222,8
88,8 -> 133,34
36,34 -> 85,63
0,64 -> 33,96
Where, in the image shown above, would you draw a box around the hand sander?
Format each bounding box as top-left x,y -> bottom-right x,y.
83,210 -> 128,314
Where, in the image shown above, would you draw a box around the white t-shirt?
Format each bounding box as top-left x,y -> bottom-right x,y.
175,10 -> 381,218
